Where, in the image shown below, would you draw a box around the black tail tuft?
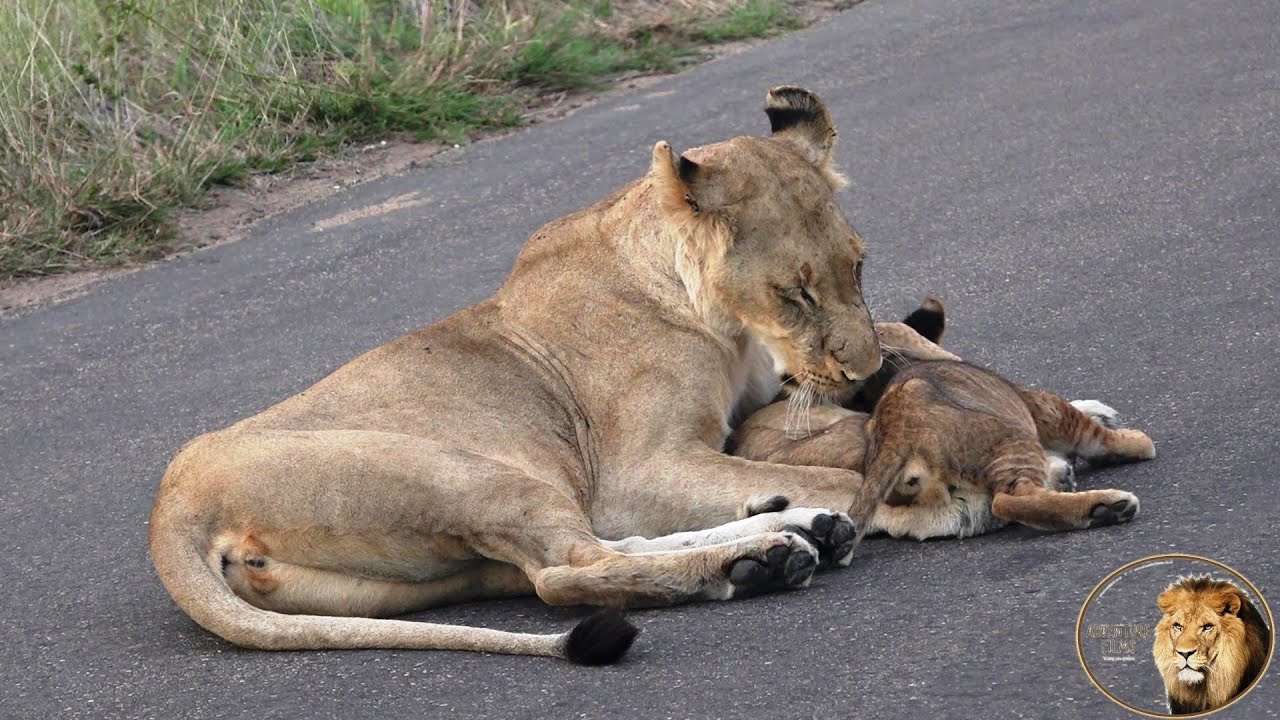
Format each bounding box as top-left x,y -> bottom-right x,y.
564,609 -> 639,666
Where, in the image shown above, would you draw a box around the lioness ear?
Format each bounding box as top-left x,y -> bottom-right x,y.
650,141 -> 723,214
765,86 -> 842,183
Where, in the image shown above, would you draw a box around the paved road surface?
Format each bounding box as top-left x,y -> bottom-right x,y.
3,0 -> 1277,717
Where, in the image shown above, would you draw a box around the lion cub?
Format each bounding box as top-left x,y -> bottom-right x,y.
730,301 -> 1156,539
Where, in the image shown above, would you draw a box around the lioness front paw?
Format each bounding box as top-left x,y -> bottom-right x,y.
1087,492 -> 1140,527
776,507 -> 858,569
725,532 -> 818,598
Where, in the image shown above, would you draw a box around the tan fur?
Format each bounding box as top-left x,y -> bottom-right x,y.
732,307 -> 1155,539
1154,576 -> 1272,714
149,87 -> 892,661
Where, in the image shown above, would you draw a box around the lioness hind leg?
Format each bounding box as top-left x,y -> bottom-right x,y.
221,541 -> 532,617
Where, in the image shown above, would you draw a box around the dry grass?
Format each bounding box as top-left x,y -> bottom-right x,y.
0,0 -> 806,279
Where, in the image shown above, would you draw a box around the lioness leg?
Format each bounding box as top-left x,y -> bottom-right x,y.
532,532 -> 821,606
1018,388 -> 1156,465
606,444 -> 885,543
157,428 -> 835,659
223,552 -> 532,617
604,505 -> 858,568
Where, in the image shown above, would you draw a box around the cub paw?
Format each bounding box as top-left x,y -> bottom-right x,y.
1117,429 -> 1156,460
725,533 -> 818,598
1046,454 -> 1076,491
1087,493 -> 1140,527
777,507 -> 858,568
1071,399 -> 1121,429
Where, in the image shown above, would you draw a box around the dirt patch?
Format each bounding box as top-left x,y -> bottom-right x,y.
0,1 -> 857,318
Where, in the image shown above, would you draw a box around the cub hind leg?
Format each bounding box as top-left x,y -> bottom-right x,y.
991,484 -> 1139,531
985,440 -> 1139,531
1017,387 -> 1156,465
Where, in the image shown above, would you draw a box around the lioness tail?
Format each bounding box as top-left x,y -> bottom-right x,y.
148,521 -> 637,664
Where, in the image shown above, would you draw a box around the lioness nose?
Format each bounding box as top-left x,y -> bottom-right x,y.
839,353 -> 882,381
1177,649 -> 1195,659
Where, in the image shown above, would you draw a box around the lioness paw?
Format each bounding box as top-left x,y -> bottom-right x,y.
725,532 -> 818,598
778,507 -> 858,569
1071,399 -> 1121,429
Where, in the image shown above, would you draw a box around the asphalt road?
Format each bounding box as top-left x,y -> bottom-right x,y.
2,0 -> 1277,717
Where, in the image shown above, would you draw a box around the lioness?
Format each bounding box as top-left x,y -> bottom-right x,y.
150,87 -> 892,664
731,302 -> 1155,539
1155,575 -> 1272,715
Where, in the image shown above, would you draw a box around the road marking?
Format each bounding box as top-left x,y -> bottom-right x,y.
312,192 -> 427,232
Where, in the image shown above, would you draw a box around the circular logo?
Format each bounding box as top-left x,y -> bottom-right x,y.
1076,554 -> 1274,717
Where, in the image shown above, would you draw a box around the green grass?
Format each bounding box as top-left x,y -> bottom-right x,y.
0,0 -> 807,280
693,0 -> 807,42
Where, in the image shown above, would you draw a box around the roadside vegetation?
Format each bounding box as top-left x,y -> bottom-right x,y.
0,0 -> 809,280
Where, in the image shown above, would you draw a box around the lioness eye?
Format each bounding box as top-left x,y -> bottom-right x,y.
783,286 -> 816,310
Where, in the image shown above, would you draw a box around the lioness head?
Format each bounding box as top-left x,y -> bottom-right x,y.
651,87 -> 881,393
1154,575 -> 1271,712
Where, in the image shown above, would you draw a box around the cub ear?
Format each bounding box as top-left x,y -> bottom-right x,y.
650,141 -> 724,214
902,297 -> 946,344
765,86 -> 841,178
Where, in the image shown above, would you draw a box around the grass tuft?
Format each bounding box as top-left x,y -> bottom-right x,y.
693,0 -> 806,42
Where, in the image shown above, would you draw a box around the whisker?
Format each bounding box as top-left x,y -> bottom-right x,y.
784,381 -> 799,437
880,344 -> 908,365
804,384 -> 814,437
784,380 -> 816,440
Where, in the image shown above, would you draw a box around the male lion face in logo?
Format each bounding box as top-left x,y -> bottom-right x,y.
1153,575 -> 1271,714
